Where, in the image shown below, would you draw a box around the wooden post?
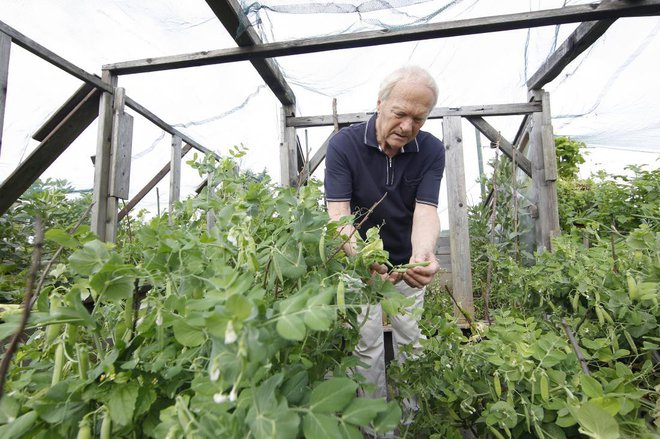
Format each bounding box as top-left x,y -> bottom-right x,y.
0,32 -> 10,158
442,116 -> 474,323
106,87 -> 133,242
169,135 -> 182,221
280,105 -> 298,186
529,90 -> 560,252
91,71 -> 117,241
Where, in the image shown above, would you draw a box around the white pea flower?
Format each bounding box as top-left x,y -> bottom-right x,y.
224,321 -> 238,345
156,311 -> 163,327
229,386 -> 238,402
213,392 -> 229,404
209,361 -> 220,382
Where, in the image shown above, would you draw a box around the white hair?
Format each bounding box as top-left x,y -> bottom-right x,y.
378,65 -> 438,109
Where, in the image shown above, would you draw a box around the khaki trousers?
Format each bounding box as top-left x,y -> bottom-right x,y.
353,282 -> 425,399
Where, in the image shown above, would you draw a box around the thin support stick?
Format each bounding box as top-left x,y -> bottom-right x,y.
0,217 -> 45,401
30,202 -> 94,309
561,318 -> 590,376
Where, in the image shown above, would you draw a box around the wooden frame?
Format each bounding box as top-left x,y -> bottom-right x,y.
103,1 -> 660,75
0,32 -> 10,158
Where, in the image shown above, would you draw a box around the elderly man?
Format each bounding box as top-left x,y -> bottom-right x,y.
324,65 -> 445,403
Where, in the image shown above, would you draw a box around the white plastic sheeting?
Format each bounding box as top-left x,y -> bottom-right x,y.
0,0 -> 658,220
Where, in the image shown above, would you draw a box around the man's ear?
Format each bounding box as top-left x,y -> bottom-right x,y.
376,98 -> 382,113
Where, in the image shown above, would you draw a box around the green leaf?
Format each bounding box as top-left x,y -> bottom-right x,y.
309,378 -> 358,413
248,399 -> 300,439
0,396 -> 19,424
89,270 -> 134,302
45,229 -> 78,249
342,397 -> 388,426
173,318 -> 206,347
303,412 -> 342,438
255,374 -> 284,412
107,383 -> 139,426
339,422 -> 363,439
303,289 -> 336,331
574,401 -> 620,439
226,294 -> 254,322
589,397 -> 621,417
372,401 -> 401,433
276,314 -> 306,341
580,375 -> 604,399
273,243 -> 307,280
281,368 -> 308,406
68,240 -> 110,275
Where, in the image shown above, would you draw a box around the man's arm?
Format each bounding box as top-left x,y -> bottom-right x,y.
402,202 -> 440,288
327,201 -> 356,256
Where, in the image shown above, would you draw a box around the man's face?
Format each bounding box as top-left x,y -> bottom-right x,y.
375,79 -> 434,155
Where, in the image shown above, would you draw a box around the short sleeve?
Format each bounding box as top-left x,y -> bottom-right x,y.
415,140 -> 445,207
324,134 -> 353,202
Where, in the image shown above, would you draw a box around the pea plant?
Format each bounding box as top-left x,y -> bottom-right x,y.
0,153 -> 407,438
390,161 -> 659,438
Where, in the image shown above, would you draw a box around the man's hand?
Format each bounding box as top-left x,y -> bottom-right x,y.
401,255 -> 439,289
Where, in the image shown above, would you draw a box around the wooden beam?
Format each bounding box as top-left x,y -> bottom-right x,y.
287,102 -> 541,128
33,82 -> 96,141
169,135 -> 182,218
529,90 -> 560,251
527,19 -> 615,89
0,87 -> 100,216
91,72 -> 116,241
466,116 -> 533,177
279,105 -> 298,186
296,130 -> 338,185
123,96 -> 219,161
442,116 -> 474,323
118,143 -> 193,221
204,0 -> 296,106
0,20 -> 111,93
109,88 -> 134,200
104,1 -> 660,75
0,32 -> 10,158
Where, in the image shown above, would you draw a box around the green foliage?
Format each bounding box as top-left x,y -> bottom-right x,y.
0,179 -> 93,302
555,137 -> 586,180
558,165 -> 659,233
0,155 -> 405,438
391,145 -> 659,437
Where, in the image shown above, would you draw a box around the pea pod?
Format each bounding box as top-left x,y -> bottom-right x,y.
52,342 -> 64,386
595,305 -> 605,326
336,280 -> 346,316
123,292 -> 134,342
76,419 -> 91,439
45,296 -> 63,345
390,260 -> 431,273
4,410 -> 39,439
493,371 -> 502,398
319,231 -> 326,261
100,410 -> 111,439
623,330 -> 638,355
77,344 -> 89,381
540,373 -> 550,402
571,292 -> 580,312
627,273 -> 638,301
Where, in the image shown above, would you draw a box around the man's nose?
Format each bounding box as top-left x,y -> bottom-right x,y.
400,117 -> 413,132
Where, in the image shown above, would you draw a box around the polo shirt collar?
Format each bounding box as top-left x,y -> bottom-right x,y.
364,113 -> 420,153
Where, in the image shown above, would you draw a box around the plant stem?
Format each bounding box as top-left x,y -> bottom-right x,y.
326,192 -> 388,263
0,217 -> 45,401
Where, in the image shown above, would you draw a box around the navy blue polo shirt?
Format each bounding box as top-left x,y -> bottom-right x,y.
324,113 -> 445,265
